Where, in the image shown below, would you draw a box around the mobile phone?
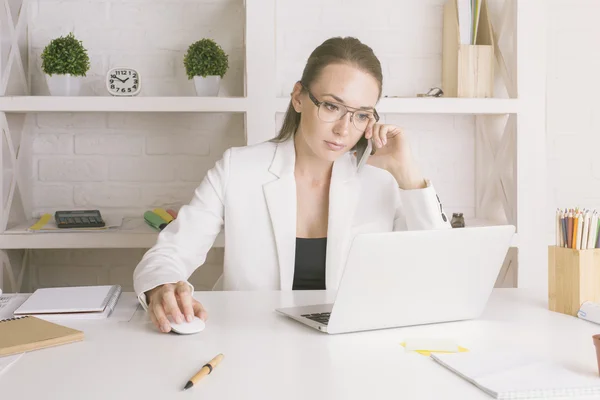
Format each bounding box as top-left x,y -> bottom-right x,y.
355,136 -> 373,172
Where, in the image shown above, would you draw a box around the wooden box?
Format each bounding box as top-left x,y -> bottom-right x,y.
548,246 -> 600,316
442,0 -> 495,98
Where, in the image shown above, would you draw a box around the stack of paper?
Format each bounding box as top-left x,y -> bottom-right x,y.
432,351 -> 600,399
13,285 -> 122,320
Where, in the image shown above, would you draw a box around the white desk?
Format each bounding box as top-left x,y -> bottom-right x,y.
1,289 -> 599,399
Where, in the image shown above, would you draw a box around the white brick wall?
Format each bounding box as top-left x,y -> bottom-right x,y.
546,0 -> 600,237
21,0 -> 478,292
28,0 -> 245,97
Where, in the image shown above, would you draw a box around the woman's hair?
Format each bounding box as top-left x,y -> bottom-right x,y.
271,36 -> 383,143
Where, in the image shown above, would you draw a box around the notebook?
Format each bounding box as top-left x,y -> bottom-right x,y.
431,351 -> 600,399
14,285 -> 121,318
0,316 -> 84,357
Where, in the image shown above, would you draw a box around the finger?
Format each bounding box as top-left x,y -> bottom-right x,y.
192,300 -> 208,321
152,301 -> 172,333
176,283 -> 194,322
387,126 -> 402,140
148,307 -> 161,330
161,288 -> 184,324
365,118 -> 376,139
378,125 -> 389,146
373,124 -> 384,148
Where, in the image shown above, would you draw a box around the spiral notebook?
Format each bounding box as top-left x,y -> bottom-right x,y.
13,285 -> 121,319
431,351 -> 600,399
0,316 -> 84,357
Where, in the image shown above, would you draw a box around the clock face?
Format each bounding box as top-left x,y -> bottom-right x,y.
106,68 -> 141,96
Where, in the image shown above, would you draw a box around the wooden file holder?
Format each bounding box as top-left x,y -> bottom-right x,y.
442,0 -> 495,98
548,246 -> 600,316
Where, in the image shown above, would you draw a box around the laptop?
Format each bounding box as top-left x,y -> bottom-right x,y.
275,225 -> 515,334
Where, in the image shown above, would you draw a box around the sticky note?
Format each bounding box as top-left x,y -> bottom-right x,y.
400,338 -> 469,356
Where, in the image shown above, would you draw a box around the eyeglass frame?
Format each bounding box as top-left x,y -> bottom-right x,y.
299,81 -> 380,130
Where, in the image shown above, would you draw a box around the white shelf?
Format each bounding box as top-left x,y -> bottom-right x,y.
0,217 -> 225,249
0,217 -> 514,249
0,96 -> 248,113
275,97 -> 519,114
465,218 -> 519,247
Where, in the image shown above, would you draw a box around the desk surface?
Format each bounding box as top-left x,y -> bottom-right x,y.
1,289 -> 599,399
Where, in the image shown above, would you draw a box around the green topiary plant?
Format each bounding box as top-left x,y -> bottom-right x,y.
41,32 -> 90,77
183,38 -> 229,79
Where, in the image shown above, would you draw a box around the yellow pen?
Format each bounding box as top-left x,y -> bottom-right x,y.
183,354 -> 224,390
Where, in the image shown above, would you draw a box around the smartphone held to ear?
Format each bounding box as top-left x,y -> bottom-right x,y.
355,136 -> 373,172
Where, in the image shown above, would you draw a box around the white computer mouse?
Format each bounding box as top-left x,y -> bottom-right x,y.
167,315 -> 205,334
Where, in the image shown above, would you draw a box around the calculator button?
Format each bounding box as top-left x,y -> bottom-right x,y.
67,218 -> 75,224
82,217 -> 89,224
74,217 -> 82,224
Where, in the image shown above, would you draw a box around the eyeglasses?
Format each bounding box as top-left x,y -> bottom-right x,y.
300,82 -> 379,132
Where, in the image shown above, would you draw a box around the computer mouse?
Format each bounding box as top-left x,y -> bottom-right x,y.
167,315 -> 205,334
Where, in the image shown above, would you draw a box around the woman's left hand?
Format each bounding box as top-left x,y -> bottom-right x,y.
364,121 -> 427,190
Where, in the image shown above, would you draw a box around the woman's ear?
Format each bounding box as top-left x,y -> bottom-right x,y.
291,81 -> 304,113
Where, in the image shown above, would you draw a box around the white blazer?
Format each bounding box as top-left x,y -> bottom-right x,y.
133,137 -> 451,307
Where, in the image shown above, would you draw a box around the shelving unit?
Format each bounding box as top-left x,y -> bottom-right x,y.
0,0 -> 546,293
0,96 -> 248,113
0,218 -> 225,249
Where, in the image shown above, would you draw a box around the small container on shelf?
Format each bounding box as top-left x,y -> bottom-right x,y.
442,0 -> 495,98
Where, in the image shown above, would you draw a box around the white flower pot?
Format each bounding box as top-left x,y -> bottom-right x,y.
45,74 -> 83,96
193,76 -> 220,96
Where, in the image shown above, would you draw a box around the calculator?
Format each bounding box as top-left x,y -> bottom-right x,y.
55,210 -> 106,228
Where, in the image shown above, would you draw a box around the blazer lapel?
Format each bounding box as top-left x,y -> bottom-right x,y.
263,139 -> 360,291
263,139 -> 297,290
326,152 -> 359,290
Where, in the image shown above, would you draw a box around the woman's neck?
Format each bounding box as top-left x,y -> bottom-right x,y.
294,132 -> 333,183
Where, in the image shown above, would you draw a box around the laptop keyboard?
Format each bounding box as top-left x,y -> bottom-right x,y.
301,312 -> 330,325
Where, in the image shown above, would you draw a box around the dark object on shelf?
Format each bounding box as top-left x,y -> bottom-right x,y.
451,213 -> 465,228
55,210 -> 105,228
417,87 -> 444,97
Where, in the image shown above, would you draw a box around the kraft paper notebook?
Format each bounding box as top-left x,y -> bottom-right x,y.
0,316 -> 84,357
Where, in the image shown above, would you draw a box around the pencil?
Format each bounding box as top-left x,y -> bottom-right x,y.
591,212 -> 599,249
573,211 -> 579,249
582,211 -> 590,250
562,211 -> 568,247
567,211 -> 573,249
183,353 -> 224,390
576,212 -> 584,250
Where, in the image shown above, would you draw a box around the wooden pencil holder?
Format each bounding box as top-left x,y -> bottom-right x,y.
442,0 -> 495,98
548,246 -> 600,316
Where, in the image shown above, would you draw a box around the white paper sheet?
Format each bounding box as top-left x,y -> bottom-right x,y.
0,353 -> 23,376
0,294 -> 29,320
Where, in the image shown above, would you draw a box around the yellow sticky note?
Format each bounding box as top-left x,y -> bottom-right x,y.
29,214 -> 52,231
400,341 -> 469,356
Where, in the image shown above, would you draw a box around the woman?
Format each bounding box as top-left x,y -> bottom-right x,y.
133,37 -> 451,333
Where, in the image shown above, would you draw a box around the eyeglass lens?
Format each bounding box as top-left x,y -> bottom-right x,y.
317,101 -> 375,131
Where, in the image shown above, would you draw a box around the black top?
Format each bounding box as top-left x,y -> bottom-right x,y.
292,237 -> 327,290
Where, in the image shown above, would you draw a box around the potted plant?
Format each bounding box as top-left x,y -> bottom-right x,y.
183,38 -> 228,96
41,32 -> 90,96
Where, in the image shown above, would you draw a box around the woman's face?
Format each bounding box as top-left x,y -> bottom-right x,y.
292,63 -> 379,163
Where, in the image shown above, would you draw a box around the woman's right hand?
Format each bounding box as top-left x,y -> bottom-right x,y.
146,281 -> 208,333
